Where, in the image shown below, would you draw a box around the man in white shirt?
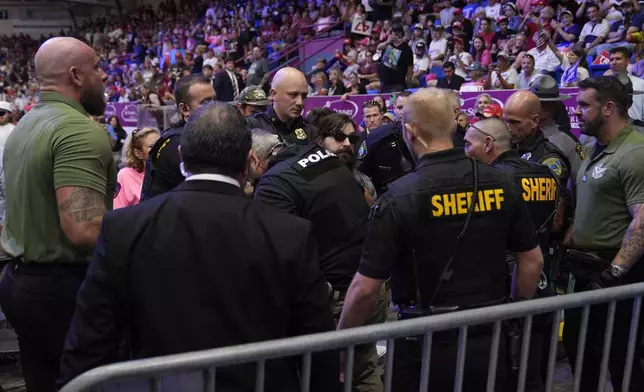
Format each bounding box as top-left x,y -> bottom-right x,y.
428,26 -> 447,63
488,52 -> 518,89
0,101 -> 15,224
578,3 -> 610,51
413,41 -> 430,85
527,31 -> 561,73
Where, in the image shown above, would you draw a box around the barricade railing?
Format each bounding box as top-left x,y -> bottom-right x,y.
59,282 -> 644,392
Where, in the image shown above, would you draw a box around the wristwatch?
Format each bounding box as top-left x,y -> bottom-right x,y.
609,264 -> 627,278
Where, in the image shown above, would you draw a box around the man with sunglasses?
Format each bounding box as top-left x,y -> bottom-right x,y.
464,115 -> 559,392
141,74 -> 215,201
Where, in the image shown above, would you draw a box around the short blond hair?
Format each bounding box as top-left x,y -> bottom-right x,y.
123,127 -> 159,172
402,88 -> 456,139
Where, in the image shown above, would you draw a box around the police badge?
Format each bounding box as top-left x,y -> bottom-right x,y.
294,128 -> 307,140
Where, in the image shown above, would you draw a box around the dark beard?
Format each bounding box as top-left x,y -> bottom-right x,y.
336,149 -> 356,170
80,86 -> 106,116
581,113 -> 606,137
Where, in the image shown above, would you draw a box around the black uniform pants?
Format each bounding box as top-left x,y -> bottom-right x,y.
562,281 -> 644,392
0,261 -> 87,392
392,326 -> 509,392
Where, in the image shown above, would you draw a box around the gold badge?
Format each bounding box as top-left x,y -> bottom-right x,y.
294,128 -> 307,140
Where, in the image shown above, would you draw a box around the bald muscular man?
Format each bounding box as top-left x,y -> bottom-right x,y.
246,67 -> 316,146
0,37 -> 115,391
504,91 -> 571,237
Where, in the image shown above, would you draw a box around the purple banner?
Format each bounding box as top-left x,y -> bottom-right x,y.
303,88 -> 581,138
104,102 -> 139,127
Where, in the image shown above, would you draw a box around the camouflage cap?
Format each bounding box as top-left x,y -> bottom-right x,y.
239,86 -> 270,106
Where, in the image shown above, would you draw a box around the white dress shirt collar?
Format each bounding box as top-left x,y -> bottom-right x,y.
186,173 -> 241,188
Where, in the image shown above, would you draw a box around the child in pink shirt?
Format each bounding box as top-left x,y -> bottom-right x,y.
114,127 -> 160,209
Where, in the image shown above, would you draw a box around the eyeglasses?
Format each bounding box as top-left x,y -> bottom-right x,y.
0,111 -> 9,116
264,142 -> 285,160
327,131 -> 359,144
469,124 -> 497,141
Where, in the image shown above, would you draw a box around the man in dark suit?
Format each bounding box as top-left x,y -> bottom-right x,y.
436,61 -> 465,91
57,102 -> 340,392
214,56 -> 245,102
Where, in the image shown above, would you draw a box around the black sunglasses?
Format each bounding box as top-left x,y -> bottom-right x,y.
362,99 -> 381,109
0,111 -> 9,116
328,131 -> 359,144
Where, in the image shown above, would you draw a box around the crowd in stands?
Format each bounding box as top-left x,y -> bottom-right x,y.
0,0 -> 642,122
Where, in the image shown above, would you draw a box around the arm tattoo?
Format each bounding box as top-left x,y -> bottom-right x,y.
58,188 -> 106,223
615,204 -> 644,269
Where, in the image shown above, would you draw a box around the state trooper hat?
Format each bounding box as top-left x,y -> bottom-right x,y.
614,72 -> 644,95
529,75 -> 571,101
237,86 -> 270,106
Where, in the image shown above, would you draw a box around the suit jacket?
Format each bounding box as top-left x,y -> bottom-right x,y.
214,70 -> 245,102
436,75 -> 465,91
58,180 -> 339,392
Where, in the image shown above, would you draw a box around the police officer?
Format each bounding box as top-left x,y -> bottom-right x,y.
529,76 -> 583,183
563,76 -> 644,392
246,67 -> 315,146
249,130 -> 387,392
236,85 -> 269,117
140,75 -> 215,201
338,88 -> 544,392
464,116 -> 558,392
504,91 -> 571,237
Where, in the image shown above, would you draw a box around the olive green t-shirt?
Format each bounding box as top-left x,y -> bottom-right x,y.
1,91 -> 116,262
573,125 -> 644,249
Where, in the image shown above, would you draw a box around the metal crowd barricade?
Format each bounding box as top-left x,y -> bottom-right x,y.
59,282 -> 644,392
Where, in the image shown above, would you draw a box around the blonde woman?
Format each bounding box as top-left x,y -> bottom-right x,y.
114,127 -> 160,209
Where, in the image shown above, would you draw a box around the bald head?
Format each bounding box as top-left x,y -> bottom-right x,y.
503,91 -> 541,144
505,91 -> 541,117
270,67 -> 309,123
35,37 -> 97,88
35,37 -> 107,115
464,118 -> 512,163
271,67 -> 307,91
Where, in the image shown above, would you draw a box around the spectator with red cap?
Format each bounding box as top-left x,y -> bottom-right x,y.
447,36 -> 474,78
492,16 -> 517,53
452,8 -> 475,43
521,4 -> 556,49
448,21 -> 471,51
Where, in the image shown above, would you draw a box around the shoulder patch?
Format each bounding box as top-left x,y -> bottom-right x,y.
541,157 -> 563,178
358,141 -> 368,159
